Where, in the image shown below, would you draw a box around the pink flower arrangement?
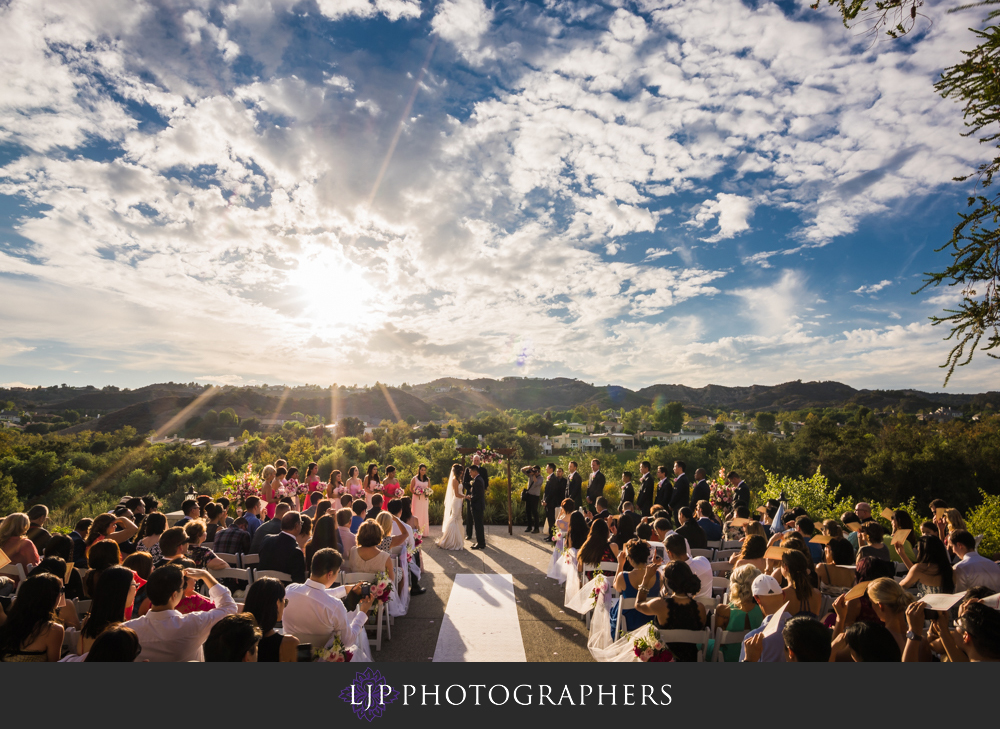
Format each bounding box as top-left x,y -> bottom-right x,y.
333,485 -> 347,496
411,483 -> 433,497
314,634 -> 353,662
371,572 -> 393,605
474,447 -> 504,464
709,468 -> 736,513
221,462 -> 263,508
633,624 -> 672,662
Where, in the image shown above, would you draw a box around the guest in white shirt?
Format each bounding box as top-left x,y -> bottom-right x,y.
124,565 -> 237,662
951,530 -> 1000,592
663,533 -> 713,600
336,509 -> 357,554
282,548 -> 375,661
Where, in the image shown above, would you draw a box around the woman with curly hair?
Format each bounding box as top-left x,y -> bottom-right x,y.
714,564 -> 764,662
731,534 -> 767,572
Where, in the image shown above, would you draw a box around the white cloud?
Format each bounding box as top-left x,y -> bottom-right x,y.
689,193 -> 757,242
316,0 -> 421,23
852,279 -> 893,295
431,0 -> 493,64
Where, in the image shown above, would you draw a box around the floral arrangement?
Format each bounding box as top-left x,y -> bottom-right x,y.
221,462 -> 262,508
589,573 -> 610,610
314,634 -> 353,662
333,485 -> 347,496
278,478 -> 308,498
371,572 -> 393,605
473,447 -> 505,464
633,624 -> 672,662
709,467 -> 737,514
413,529 -> 423,548
369,482 -> 384,493
411,483 -> 433,497
406,542 -> 420,562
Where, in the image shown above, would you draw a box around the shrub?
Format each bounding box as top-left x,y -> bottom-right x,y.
967,489 -> 1000,559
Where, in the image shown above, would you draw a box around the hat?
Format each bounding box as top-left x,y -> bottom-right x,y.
751,574 -> 783,597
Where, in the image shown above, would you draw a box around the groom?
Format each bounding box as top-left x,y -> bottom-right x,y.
463,454 -> 488,541
466,465 -> 487,550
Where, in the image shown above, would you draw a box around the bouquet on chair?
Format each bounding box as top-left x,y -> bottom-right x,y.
633,624 -> 673,662
371,572 -> 393,605
314,634 -> 354,662
589,573 -> 611,611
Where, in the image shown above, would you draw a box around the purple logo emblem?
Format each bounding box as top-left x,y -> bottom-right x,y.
339,668 -> 399,721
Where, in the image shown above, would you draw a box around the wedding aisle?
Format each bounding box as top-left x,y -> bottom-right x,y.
432,574 -> 526,662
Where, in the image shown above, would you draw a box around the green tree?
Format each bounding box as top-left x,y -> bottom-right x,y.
754,412 -> 777,433
653,402 -> 685,433
0,473 -> 23,514
336,417 -> 365,439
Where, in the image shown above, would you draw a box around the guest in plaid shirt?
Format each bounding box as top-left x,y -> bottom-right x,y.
213,518 -> 251,556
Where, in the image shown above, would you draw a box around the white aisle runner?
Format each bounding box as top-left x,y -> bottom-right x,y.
432,573 -> 526,662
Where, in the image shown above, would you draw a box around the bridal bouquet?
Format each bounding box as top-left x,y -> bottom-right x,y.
221,462 -> 263,508
279,478 -> 308,498
633,624 -> 672,663
333,485 -> 347,496
411,483 -> 433,497
371,572 -> 393,604
369,482 -> 384,493
314,634 -> 354,663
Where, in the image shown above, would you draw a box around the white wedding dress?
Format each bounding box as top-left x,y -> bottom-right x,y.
436,475 -> 466,550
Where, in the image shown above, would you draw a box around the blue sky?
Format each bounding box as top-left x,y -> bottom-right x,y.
0,0 -> 996,392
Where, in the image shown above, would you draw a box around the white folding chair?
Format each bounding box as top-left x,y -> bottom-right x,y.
711,576 -> 730,599
215,552 -> 240,567
613,597 -> 635,640
705,540 -> 722,550
722,540 -> 743,550
656,627 -> 712,662
581,562 -> 620,628
691,548 -> 714,560
73,598 -> 92,614
0,562 -> 27,592
212,567 -> 252,583
711,626 -> 751,662
202,542 -> 215,552
240,553 -> 259,568
709,561 -> 733,575
252,569 -> 293,584
342,571 -> 386,651
715,549 -> 739,562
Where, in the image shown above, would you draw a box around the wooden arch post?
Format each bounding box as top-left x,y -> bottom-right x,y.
457,447 -> 517,535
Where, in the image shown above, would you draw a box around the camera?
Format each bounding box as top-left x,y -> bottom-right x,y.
360,583 -> 371,598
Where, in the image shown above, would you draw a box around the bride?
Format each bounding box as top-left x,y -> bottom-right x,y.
436,463 -> 466,551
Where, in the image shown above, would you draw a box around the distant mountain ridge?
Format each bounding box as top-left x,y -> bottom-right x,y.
4,377 -> 998,435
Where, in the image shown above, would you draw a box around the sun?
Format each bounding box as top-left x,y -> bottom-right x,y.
293,245 -> 382,335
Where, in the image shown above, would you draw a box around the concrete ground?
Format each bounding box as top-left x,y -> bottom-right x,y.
373,524 -> 595,662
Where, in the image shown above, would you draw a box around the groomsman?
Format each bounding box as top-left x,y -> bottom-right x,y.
728,471 -> 749,509
654,465 -> 673,520
586,459 -> 605,513
689,468 -> 711,509
668,460 -> 689,521
541,463 -> 565,542
635,461 -> 654,517
566,461 -> 583,505
619,472 -> 635,513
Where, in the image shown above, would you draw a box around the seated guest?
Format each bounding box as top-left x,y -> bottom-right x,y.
567,512 -> 589,551
815,537 -> 857,588
609,539 -> 660,638
242,577 -> 299,662
297,516 -> 312,552
375,510 -> 408,553
675,507 -> 707,549
174,499 -> 200,528
150,527 -> 189,569
25,505 -> 52,553
69,518 -> 92,568
919,520 -> 938,538
844,621 -> 902,662
173,559 -> 216,614
213,517 -> 251,556
886,510 -> 918,563
0,513 -> 41,580
609,509 -> 637,558
956,601 -> 1000,662
951,529 -> 1000,592
732,535 -> 768,572
243,497 -> 263,537
652,517 -> 671,543
84,513 -> 139,558
781,550 -> 822,617
182,521 -> 228,570
350,500 -> 367,534
365,494 -> 384,522
336,509 -> 357,555
306,514 -> 342,570
664,533 -> 712,600
347,521 -> 394,585
634,560 -> 707,662
216,497 -> 234,527
899,535 -> 954,596
249,503 -> 292,554
635,523 -> 654,541
314,499 -> 335,522
740,574 -> 791,662
302,492 -> 324,519
782,616 -> 832,662
794,516 -> 824,563
591,497 -> 610,521
84,540 -> 123,598
714,564 -> 763,662
856,521 -> 892,564
865,577 -> 915,652
135,513 -> 168,562
696,501 -> 722,542
43,535 -> 86,601
576,518 -> 615,580
282,548 -> 375,657
82,625 -> 142,662
122,552 -> 153,610
23,557 -> 81,631
204,614 -> 261,662
203,503 -> 228,543
0,573 -> 64,662
258,511 -> 307,583
76,566 -> 137,655
340,494 -> 354,509
124,564 -> 237,662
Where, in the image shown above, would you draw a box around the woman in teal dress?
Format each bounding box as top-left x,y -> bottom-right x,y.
713,564 -> 764,661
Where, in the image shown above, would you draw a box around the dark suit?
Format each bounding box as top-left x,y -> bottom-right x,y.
70,530 -> 88,568
690,479 -> 711,510
365,505 -> 382,522
543,473 -> 565,537
619,482 -> 635,513
668,473 -> 689,521
249,515 -> 284,554
590,509 -> 610,522
463,465 -> 488,539
586,471 -> 606,510
469,474 -> 487,547
654,477 -> 673,514
635,472 -> 654,516
733,480 -> 750,508
258,531 -> 306,583
566,471 -> 582,506
676,519 -> 708,550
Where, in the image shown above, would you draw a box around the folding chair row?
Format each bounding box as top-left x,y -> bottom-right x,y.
341,571 -> 389,651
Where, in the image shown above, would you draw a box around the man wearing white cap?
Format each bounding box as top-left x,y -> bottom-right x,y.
739,574 -> 791,662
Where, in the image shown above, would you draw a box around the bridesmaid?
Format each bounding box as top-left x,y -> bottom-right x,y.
303,461 -> 321,506
260,465 -> 278,520
409,464 -> 431,533
326,469 -> 344,501
285,467 -> 301,511
383,466 -> 403,501
346,466 -> 364,503
362,464 -> 381,510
